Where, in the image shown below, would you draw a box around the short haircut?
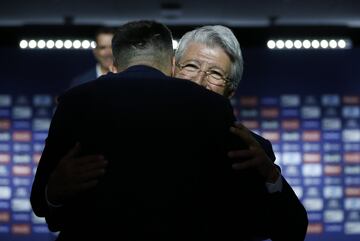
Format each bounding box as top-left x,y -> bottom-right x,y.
112,20 -> 174,70
175,25 -> 244,93
94,26 -> 115,43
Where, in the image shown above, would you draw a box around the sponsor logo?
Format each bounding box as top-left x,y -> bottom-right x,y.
282,143 -> 300,152
11,198 -> 32,212
324,224 -> 342,232
239,96 -> 258,107
345,187 -> 360,197
260,97 -> 278,106
303,153 -> 321,163
0,165 -> 10,176
0,186 -> 11,199
303,143 -> 321,152
303,198 -> 324,211
0,119 -> 11,130
33,95 -> 53,107
261,131 -> 280,142
281,152 -> 302,165
344,152 -> 360,163
343,95 -> 360,105
324,165 -> 342,176
302,131 -> 321,142
323,154 -> 341,163
11,224 -> 31,235
12,165 -> 31,176
303,178 -> 322,186
0,109 -> 10,117
13,154 -> 31,164
261,120 -> 279,129
0,154 -> 10,164
302,164 -> 322,177
324,177 -> 342,185
240,109 -> 258,118
12,131 -> 32,142
0,212 -> 10,222
283,166 -> 301,176
343,106 -> 360,118
12,120 -> 31,129
344,165 -> 360,175
12,107 -> 32,119
0,143 -> 10,152
324,210 -> 344,223
0,95 -> 11,106
281,108 -> 299,117
281,95 -> 300,107
323,131 -> 341,141
13,143 -> 31,152
282,119 -> 299,130
12,213 -> 30,222
323,186 -> 343,198
344,143 -> 360,152
282,132 -> 300,141
307,223 -> 323,234
32,118 -> 51,131
0,132 -> 10,141
345,222 -> 360,234
301,106 -> 321,119
302,120 -> 320,129
344,198 -> 360,210
324,143 -> 342,152
13,177 -> 32,186
343,130 -> 360,142
261,108 -> 279,118
322,94 -> 340,106
322,118 -> 342,130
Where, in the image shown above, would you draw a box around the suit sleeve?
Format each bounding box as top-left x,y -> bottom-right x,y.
30,92 -> 81,230
260,139 -> 308,241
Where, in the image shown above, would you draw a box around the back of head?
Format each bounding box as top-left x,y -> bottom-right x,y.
112,20 -> 174,72
175,25 -> 243,92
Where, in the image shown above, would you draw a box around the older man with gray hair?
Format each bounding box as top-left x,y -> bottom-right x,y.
174,25 -> 308,241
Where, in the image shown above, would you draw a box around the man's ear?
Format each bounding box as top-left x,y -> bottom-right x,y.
109,65 -> 118,73
171,56 -> 176,77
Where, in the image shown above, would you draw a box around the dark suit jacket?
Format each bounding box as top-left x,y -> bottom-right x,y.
31,65 -> 307,241
69,67 -> 97,88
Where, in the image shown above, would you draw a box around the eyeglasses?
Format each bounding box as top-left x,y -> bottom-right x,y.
176,62 -> 230,87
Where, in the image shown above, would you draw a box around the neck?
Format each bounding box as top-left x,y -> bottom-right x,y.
121,60 -> 172,76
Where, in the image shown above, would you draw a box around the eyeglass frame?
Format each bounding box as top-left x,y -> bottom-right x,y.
176,62 -> 231,87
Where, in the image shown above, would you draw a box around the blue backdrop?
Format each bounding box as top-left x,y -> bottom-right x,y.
0,47 -> 360,241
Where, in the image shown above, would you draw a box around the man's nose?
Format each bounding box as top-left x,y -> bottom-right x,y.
193,71 -> 207,87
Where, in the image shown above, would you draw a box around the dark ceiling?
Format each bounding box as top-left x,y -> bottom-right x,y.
1,0 -> 360,47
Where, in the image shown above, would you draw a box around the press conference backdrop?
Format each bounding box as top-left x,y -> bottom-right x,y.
1,47 -> 360,241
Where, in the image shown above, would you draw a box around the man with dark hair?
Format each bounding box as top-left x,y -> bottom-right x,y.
31,20 -> 244,240
69,26 -> 115,88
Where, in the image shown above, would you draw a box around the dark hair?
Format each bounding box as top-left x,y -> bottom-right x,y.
112,20 -> 174,68
94,26 -> 115,43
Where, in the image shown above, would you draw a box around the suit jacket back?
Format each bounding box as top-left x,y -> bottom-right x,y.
32,65 -> 249,240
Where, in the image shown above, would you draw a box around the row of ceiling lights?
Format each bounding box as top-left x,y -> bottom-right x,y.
19,39 -> 351,50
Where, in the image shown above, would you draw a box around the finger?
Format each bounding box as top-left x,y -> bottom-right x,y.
63,142 -> 82,160
74,155 -> 106,166
232,160 -> 254,170
228,150 -> 254,159
79,159 -> 108,172
230,126 -> 260,148
72,180 -> 100,193
77,168 -> 106,182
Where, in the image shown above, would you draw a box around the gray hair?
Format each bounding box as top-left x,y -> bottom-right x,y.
175,25 -> 244,92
